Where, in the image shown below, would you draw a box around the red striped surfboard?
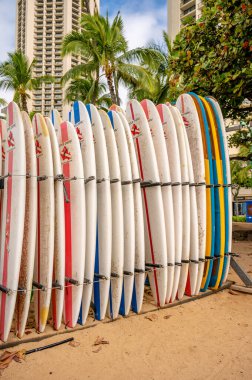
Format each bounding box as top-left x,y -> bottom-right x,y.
126,99 -> 167,307
0,102 -> 26,342
58,121 -> 85,328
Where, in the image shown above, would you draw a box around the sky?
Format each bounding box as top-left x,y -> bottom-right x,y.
0,0 -> 167,105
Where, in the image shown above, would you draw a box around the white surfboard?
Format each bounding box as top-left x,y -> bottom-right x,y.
99,110 -> 124,320
117,112 -> 145,314
126,99 -> 167,307
70,101 -> 97,326
166,105 -> 191,300
170,107 -> 199,294
86,104 -> 112,321
45,117 -> 65,331
108,110 -> 135,316
157,104 -> 184,302
0,102 -> 26,342
58,121 -> 85,328
177,94 -> 206,296
15,112 -> 37,338
142,100 -> 175,303
32,113 -> 55,333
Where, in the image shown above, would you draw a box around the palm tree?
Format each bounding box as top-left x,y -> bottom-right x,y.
62,12 -> 162,105
0,51 -> 53,113
65,77 -> 112,109
129,31 -> 184,103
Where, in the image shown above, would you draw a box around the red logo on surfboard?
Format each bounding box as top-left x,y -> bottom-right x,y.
7,131 -> 15,148
2,146 -> 5,160
131,124 -> 140,137
61,146 -> 72,162
76,127 -> 83,141
35,139 -> 42,156
182,116 -> 190,127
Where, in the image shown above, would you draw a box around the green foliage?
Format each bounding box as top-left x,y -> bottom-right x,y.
232,215 -> 246,222
171,0 -> 252,119
62,12 -> 160,105
228,127 -> 252,159
129,31 -> 185,103
65,78 -> 112,109
0,51 -> 54,112
231,159 -> 252,199
0,98 -> 6,107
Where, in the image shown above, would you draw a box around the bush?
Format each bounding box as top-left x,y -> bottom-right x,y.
232,215 -> 246,222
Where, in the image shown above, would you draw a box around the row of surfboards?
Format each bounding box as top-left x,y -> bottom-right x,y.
0,94 -> 232,343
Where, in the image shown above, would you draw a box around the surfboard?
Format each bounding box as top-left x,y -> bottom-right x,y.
45,117 -> 65,331
176,94 -> 206,296
201,98 -> 225,289
168,105 -> 199,297
206,97 -> 232,284
117,112 -> 145,314
57,121 -> 86,328
142,100 -> 175,303
50,109 -> 62,136
189,93 -> 215,292
0,102 -> 26,342
108,110 -> 135,316
99,110 -> 124,320
15,112 -> 37,338
32,113 -> 54,333
163,104 -> 190,300
86,104 -> 112,321
70,101 -> 97,326
126,99 -> 167,307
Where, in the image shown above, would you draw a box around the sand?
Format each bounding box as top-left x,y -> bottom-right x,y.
1,238 -> 252,380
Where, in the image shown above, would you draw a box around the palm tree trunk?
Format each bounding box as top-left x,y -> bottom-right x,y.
106,71 -> 117,105
113,72 -> 120,106
20,93 -> 28,113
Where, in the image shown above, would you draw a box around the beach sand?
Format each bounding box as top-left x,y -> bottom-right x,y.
1,238 -> 252,380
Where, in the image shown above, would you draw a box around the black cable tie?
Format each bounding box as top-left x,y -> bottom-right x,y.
141,181 -> 162,188
96,178 -> 107,183
85,176 -> 96,184
94,273 -> 109,280
65,277 -> 80,286
229,252 -> 240,257
0,284 -> 12,295
33,281 -> 46,291
167,263 -> 175,267
195,182 -> 206,187
162,182 -> 172,187
18,286 -> 26,293
64,176 -> 77,182
181,259 -> 190,264
134,268 -> 145,274
227,184 -> 232,188
110,178 -> 120,184
122,180 -> 132,185
206,184 -> 214,188
175,262 -> 182,266
123,270 -> 134,276
26,173 -> 31,179
182,182 -> 190,186
190,259 -> 199,264
189,183 -> 196,187
214,184 -> 221,188
172,182 -> 181,187
37,175 -> 48,182
199,258 -> 205,262
132,178 -> 141,184
52,281 -> 63,290
84,278 -> 92,285
54,174 -> 64,181
111,272 -> 120,278
145,263 -> 165,269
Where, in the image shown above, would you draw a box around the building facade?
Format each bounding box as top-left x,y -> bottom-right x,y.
168,0 -> 203,41
16,0 -> 99,118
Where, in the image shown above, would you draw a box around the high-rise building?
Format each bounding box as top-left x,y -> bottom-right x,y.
16,0 -> 100,118
168,0 -> 203,42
